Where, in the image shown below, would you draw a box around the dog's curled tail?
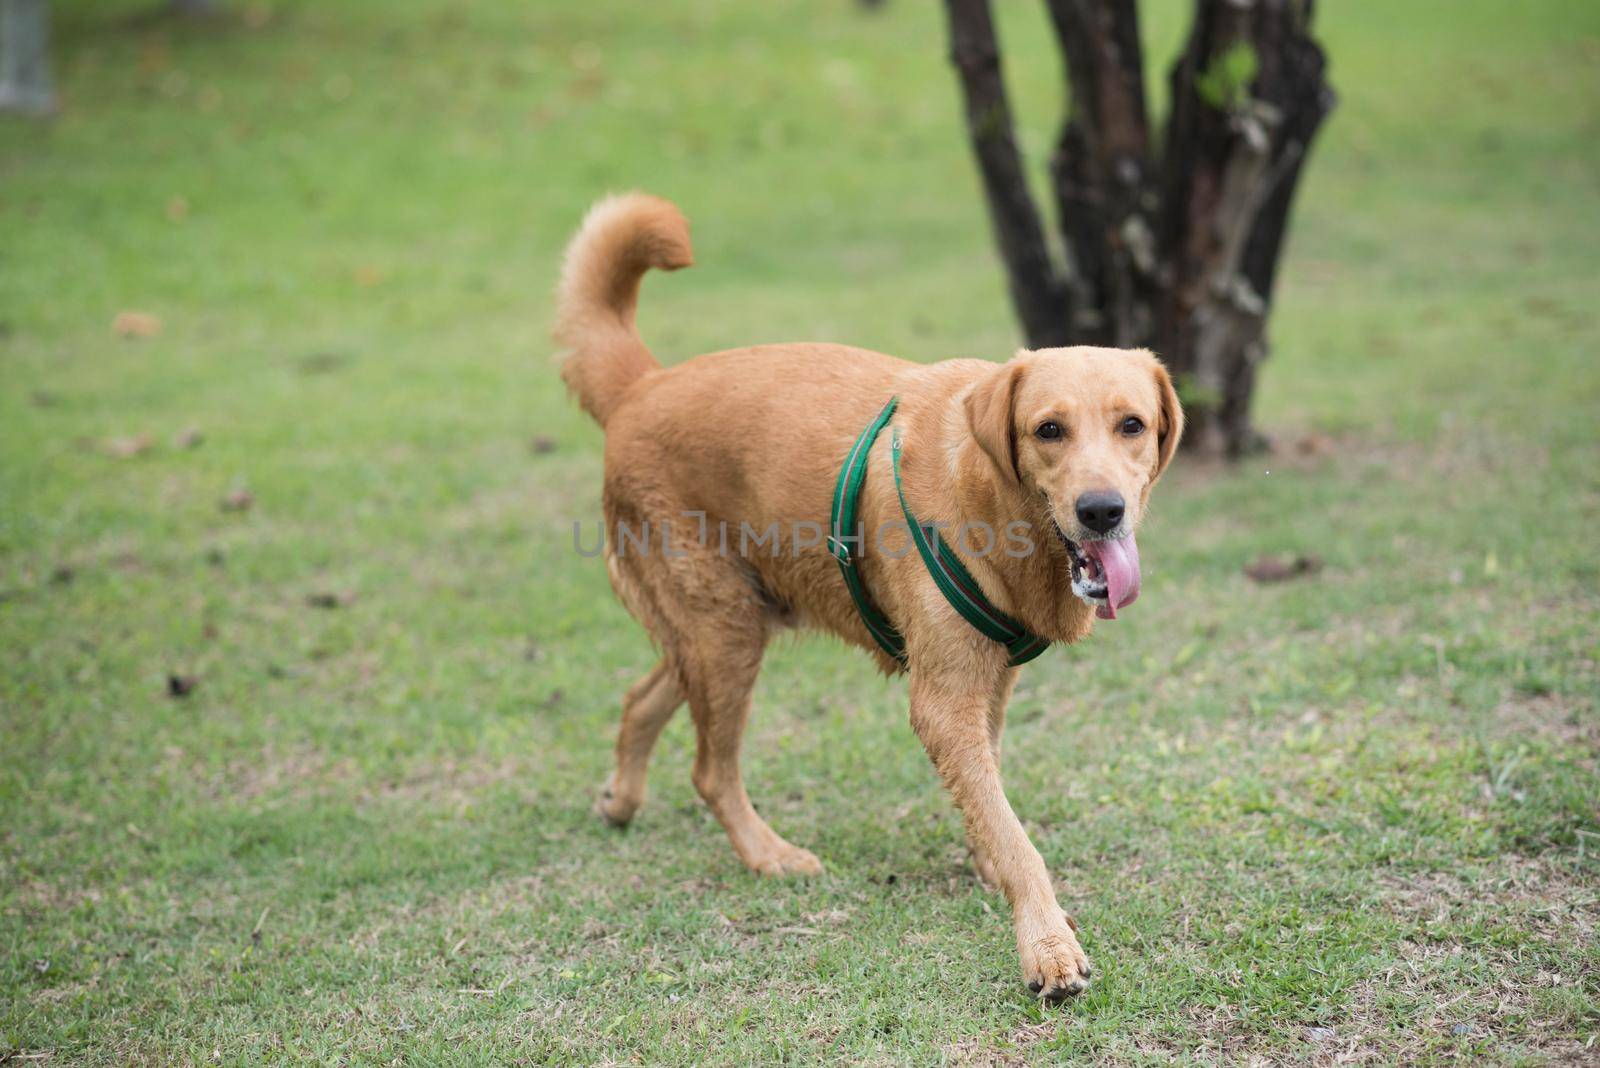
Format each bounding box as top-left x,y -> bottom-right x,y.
554,193 -> 693,426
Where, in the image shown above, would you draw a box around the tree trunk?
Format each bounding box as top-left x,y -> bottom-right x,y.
1156,0 -> 1334,454
943,0 -> 1334,456
1042,0 -> 1157,346
0,0 -> 55,116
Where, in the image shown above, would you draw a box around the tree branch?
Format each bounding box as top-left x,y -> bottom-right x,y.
1236,0 -> 1335,306
942,0 -> 1072,348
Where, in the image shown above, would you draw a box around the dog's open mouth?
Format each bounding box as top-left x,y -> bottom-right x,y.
1053,523 -> 1142,621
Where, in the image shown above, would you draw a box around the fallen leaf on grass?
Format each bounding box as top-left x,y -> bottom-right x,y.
167,674 -> 197,697
138,37 -> 170,75
166,196 -> 189,222
305,591 -> 356,609
1294,433 -> 1335,456
101,433 -> 155,459
297,352 -> 347,375
113,311 -> 163,339
220,489 -> 254,512
1244,554 -> 1323,584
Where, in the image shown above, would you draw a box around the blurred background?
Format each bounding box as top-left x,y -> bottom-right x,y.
2,1 -> 1596,1063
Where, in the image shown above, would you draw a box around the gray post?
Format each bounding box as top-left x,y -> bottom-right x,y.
0,0 -> 55,116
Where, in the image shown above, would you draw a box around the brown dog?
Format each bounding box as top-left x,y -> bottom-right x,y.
555,194 -> 1182,999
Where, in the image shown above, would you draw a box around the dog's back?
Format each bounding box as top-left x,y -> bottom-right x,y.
555,195 -> 911,550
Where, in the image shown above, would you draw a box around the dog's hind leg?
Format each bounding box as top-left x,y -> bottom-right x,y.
599,505 -> 816,875
680,624 -> 821,877
597,659 -> 684,827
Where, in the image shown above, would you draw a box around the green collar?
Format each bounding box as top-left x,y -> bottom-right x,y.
828,397 -> 1050,669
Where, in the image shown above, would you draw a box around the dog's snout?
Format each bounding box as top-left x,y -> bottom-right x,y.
1074,491 -> 1125,535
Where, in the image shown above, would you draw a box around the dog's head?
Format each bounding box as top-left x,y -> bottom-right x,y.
965,346 -> 1183,619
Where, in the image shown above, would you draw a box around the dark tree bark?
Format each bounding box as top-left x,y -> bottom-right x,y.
1042,0 -> 1156,346
943,0 -> 1073,348
0,0 -> 55,116
942,0 -> 1334,456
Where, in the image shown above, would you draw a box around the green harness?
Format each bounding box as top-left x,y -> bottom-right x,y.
828,397 -> 1051,669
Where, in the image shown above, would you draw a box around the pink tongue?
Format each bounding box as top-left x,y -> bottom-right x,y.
1085,535 -> 1141,621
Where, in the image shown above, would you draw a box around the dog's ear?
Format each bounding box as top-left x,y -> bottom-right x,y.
965,360 -> 1025,483
1148,353 -> 1184,480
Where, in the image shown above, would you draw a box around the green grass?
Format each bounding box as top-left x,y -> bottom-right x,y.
3,0 -> 1598,1063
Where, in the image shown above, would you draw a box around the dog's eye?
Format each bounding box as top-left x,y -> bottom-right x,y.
1035,421 -> 1063,441
1120,416 -> 1146,437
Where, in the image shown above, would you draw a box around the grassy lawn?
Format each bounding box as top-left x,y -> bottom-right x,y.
3,0 -> 1598,1062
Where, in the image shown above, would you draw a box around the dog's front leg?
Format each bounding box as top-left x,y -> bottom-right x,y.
909,660 -> 1092,999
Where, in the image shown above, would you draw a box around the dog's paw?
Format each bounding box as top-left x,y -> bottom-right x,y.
594,775 -> 638,828
1018,923 -> 1093,1001
743,841 -> 823,877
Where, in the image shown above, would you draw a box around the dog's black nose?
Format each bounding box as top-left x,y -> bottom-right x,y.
1075,491 -> 1124,535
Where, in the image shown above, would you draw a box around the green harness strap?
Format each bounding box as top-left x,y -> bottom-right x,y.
890,428 -> 1051,667
828,397 -> 1050,669
828,398 -> 907,665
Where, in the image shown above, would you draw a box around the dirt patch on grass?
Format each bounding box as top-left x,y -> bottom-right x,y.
1377,855 -> 1598,946
7,878 -> 106,916
181,743 -> 531,808
1333,940 -> 1596,1065
1171,425 -> 1553,489
1489,693 -> 1600,757
189,744 -> 339,802
945,1019 -> 1060,1067
1355,856 -> 1600,1062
